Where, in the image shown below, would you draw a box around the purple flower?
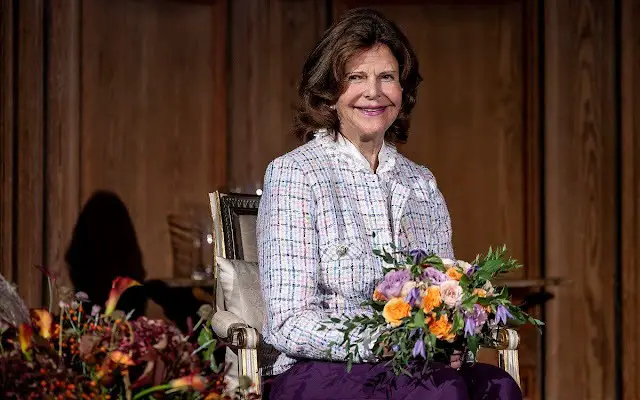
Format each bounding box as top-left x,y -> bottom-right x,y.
392,344 -> 401,352
377,270 -> 411,298
464,304 -> 488,336
495,305 -> 512,325
405,287 -> 421,307
422,267 -> 447,285
412,338 -> 426,359
75,291 -> 89,302
91,304 -> 102,316
409,249 -> 429,265
464,316 -> 476,337
466,264 -> 479,277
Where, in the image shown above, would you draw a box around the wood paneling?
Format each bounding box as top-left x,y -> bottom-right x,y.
0,0 -> 15,283
15,0 -> 45,308
46,0 -> 81,293
621,0 -> 640,398
335,1 -> 529,274
544,1 -> 617,399
228,0 -> 328,192
80,0 -> 225,279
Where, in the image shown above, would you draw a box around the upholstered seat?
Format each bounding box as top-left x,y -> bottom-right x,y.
208,191 -> 521,399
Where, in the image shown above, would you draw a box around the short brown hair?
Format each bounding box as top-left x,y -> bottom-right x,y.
293,8 -> 422,143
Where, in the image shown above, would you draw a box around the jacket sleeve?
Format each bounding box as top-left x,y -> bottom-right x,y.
257,156 -> 376,362
424,170 -> 455,260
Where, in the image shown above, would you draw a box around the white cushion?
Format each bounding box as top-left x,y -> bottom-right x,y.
215,257 -> 264,330
215,257 -> 266,389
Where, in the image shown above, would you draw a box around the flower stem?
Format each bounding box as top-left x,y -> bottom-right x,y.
58,309 -> 64,361
47,278 -> 53,314
131,384 -> 171,399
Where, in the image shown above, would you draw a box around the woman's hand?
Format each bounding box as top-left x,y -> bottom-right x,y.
449,350 -> 462,369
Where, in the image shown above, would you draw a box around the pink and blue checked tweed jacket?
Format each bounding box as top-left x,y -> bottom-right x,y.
257,131 -> 454,376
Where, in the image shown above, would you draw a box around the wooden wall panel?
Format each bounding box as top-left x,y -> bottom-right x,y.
228,0 -> 327,192
621,0 -> 640,398
0,0 -> 15,283
15,0 -> 45,308
544,1 -> 617,399
336,1 -> 529,276
80,0 -> 223,279
46,0 -> 81,293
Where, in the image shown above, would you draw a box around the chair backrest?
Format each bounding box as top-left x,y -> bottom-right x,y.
209,192 -> 261,262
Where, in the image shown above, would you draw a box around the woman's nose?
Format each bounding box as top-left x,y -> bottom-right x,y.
364,77 -> 381,99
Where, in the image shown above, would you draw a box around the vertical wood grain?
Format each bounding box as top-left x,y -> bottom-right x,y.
81,0 -> 222,279
621,0 -> 640,398
46,0 -> 81,293
0,0 -> 14,282
211,0 -> 227,191
544,0 -> 616,399
228,0 -> 327,192
16,0 -> 45,307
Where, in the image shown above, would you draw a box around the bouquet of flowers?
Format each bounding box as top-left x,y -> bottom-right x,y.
0,269 -> 256,399
324,245 -> 543,375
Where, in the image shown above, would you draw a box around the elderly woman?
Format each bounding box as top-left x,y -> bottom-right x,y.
257,8 -> 522,400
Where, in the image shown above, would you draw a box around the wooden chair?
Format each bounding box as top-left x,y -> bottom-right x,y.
208,190 -> 521,398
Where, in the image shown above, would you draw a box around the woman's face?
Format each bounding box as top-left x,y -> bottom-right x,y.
336,44 -> 402,142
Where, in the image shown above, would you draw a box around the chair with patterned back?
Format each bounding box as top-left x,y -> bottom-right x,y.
208,191 -> 522,398
208,191 -> 263,396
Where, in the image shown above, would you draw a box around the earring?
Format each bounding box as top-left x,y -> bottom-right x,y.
330,105 -> 336,110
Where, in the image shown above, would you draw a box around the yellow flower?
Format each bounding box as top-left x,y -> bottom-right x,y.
473,288 -> 487,298
445,268 -> 463,281
428,314 -> 456,342
109,350 -> 135,366
170,374 -> 207,391
382,298 -> 411,327
421,286 -> 442,313
18,323 -> 33,354
373,288 -> 387,302
105,277 -> 141,316
31,309 -> 53,339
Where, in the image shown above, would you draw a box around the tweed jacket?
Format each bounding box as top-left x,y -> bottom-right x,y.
257,132 -> 454,376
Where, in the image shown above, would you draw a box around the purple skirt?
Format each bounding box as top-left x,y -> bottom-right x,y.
264,361 -> 522,400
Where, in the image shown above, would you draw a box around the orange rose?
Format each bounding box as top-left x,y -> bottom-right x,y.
382,298 -> 411,327
473,288 -> 487,298
445,268 -> 463,281
373,289 -> 388,302
421,286 -> 442,313
428,314 -> 456,342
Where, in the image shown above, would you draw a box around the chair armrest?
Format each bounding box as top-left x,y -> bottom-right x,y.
490,328 -> 520,350
211,311 -> 259,349
488,328 -> 521,387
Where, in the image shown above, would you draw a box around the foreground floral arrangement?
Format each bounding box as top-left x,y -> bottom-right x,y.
0,272 -> 254,399
322,246 -> 543,375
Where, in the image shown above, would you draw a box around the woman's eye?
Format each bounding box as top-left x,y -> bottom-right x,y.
347,74 -> 364,81
380,74 -> 395,81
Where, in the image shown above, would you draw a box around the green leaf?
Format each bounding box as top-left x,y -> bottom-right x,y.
467,335 -> 480,355
413,309 -> 426,328
198,326 -> 212,348
452,312 -> 464,333
462,294 -> 479,310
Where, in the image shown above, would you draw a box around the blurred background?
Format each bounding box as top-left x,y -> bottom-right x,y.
1,0 -> 638,399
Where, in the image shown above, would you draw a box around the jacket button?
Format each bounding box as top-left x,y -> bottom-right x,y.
336,245 -> 348,257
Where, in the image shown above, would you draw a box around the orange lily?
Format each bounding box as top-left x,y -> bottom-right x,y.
31,309 -> 53,339
169,374 -> 207,391
104,277 -> 141,316
19,323 -> 33,354
109,350 -> 135,366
